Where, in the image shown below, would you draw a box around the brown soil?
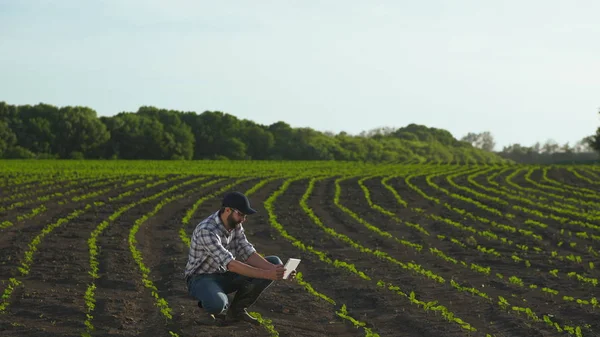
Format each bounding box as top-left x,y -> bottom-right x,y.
1,168 -> 599,337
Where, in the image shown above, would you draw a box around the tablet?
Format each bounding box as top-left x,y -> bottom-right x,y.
283,258 -> 301,279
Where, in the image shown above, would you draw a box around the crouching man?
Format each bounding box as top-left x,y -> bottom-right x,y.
184,191 -> 296,326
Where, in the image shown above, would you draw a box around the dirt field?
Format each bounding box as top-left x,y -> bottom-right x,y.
1,164 -> 599,337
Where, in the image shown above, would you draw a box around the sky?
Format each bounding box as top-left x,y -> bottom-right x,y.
1,0 -> 599,150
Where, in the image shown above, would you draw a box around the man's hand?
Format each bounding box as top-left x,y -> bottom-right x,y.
266,262 -> 298,281
286,269 -> 297,281
265,264 -> 286,280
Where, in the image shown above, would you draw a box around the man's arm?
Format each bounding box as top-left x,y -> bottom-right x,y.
193,225 -> 283,279
227,259 -> 284,280
229,227 -> 285,280
245,252 -> 279,270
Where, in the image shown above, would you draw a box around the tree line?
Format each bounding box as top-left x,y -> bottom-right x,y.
459,120 -> 600,164
496,140 -> 599,164
0,102 -> 505,163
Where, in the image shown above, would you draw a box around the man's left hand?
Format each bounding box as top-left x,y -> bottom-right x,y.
286,269 -> 297,281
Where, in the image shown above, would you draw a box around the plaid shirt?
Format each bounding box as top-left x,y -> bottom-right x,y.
184,210 -> 256,279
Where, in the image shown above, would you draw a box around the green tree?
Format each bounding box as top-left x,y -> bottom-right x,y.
182,111 -> 246,159
268,121 -> 300,160
380,137 -> 413,162
239,122 -> 274,160
13,104 -> 57,155
53,106 -> 110,158
0,101 -> 512,163
101,113 -> 167,159
394,124 -> 459,146
335,133 -> 368,161
0,120 -> 17,157
218,137 -> 247,159
136,106 -> 195,160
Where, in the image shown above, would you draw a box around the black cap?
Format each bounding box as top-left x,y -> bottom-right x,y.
222,191 -> 257,215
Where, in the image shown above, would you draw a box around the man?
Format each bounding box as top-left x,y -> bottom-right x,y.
184,191 -> 296,326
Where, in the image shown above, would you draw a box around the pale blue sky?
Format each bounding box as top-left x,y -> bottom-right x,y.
1,0 -> 598,150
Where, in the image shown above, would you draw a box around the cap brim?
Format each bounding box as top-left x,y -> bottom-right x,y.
244,207 -> 257,215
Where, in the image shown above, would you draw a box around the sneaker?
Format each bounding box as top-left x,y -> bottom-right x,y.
221,308 -> 261,326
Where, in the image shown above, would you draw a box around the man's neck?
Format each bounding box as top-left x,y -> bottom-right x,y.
219,212 -> 234,232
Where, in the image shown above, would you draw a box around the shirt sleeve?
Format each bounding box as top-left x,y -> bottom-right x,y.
235,226 -> 256,262
197,228 -> 234,267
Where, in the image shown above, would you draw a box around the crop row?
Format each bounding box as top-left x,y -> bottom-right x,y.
82,175 -> 213,336
1,162 -> 597,337
332,175 -> 588,335
0,176 -> 165,314
358,175 -> 600,308
450,168 -> 600,273
178,175 -> 381,336
419,167 -> 599,282
498,168 -> 599,212
0,175 -> 158,230
276,177 -> 487,334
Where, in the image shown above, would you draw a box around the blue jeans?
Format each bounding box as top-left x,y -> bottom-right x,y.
187,255 -> 282,315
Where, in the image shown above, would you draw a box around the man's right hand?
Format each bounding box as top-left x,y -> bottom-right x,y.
228,259 -> 286,280
265,264 -> 285,280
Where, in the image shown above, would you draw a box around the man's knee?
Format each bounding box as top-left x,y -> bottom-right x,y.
201,293 -> 229,315
265,255 -> 282,265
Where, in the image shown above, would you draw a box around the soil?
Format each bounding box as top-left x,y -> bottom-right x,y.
1,167 -> 599,337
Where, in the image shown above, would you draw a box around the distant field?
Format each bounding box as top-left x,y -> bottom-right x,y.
1,160 -> 599,337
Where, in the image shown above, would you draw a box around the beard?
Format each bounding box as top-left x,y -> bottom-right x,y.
226,213 -> 242,229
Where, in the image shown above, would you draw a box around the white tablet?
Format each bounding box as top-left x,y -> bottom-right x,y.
283,258 -> 301,279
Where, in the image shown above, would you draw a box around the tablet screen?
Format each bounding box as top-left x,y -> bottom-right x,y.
283,258 -> 301,279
